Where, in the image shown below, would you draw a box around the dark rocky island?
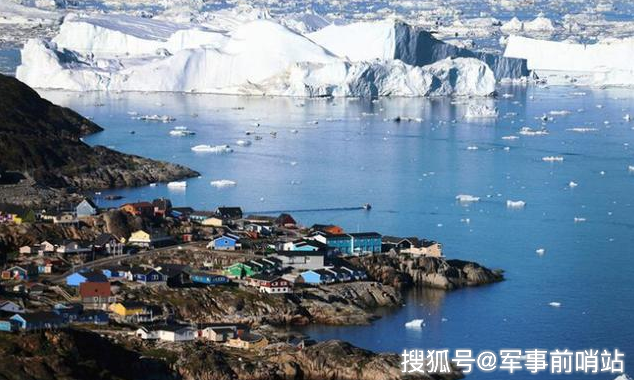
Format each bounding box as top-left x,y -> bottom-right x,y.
351,252 -> 504,290
0,74 -> 199,206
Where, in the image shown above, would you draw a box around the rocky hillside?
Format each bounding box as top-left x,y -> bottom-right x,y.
0,74 -> 198,196
0,329 -> 173,380
179,340 -> 462,380
351,253 -> 503,290
128,281 -> 402,326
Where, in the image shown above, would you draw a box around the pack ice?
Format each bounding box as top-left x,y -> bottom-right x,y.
504,35 -> 634,86
15,14 -> 509,97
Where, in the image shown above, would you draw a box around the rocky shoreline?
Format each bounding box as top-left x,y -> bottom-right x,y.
0,73 -> 199,207
351,252 -> 504,290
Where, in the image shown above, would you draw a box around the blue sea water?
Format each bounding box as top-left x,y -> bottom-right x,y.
38,86 -> 634,379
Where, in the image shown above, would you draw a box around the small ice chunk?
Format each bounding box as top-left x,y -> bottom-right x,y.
191,144 -> 233,153
465,104 -> 498,119
536,248 -> 545,255
574,217 -> 586,223
210,179 -> 237,188
568,181 -> 578,188
167,181 -> 187,188
549,302 -> 561,307
456,194 -> 480,202
542,156 -> 564,162
236,140 -> 252,146
405,319 -> 425,329
507,200 -> 526,208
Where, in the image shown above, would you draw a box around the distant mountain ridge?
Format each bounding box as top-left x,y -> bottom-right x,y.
0,74 -> 198,196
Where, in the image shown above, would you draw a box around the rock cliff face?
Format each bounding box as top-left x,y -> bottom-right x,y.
351,252 -> 503,290
0,74 -> 198,203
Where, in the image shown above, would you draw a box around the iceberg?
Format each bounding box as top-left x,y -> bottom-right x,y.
16,16 -> 498,97
504,35 -> 634,86
191,144 -> 233,153
167,181 -> 187,188
308,20 -> 528,80
542,156 -> 564,162
464,104 -> 498,119
405,319 -> 425,329
210,179 -> 237,188
456,194 -> 480,203
506,200 -> 526,208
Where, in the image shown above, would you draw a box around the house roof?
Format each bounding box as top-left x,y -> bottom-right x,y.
348,232 -> 382,238
249,273 -> 282,282
421,239 -> 439,247
238,332 -> 264,343
155,324 -> 194,332
79,281 -> 111,297
314,269 -> 334,277
217,207 -> 243,219
14,311 -> 63,323
94,233 -> 118,247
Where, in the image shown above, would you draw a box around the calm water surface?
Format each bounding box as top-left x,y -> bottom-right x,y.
39,86 -> 634,379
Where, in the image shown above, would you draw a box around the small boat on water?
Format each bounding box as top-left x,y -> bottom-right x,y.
362,203 -> 372,210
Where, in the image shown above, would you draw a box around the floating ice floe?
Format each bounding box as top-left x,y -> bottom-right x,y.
549,302 -> 561,307
191,144 -> 233,153
210,179 -> 237,188
628,165 -> 634,172
169,127 -> 195,136
467,145 -> 479,150
502,135 -> 519,140
568,181 -> 578,188
536,248 -> 545,255
549,110 -> 571,116
464,104 -> 498,119
167,181 -> 187,188
566,127 -> 598,133
542,156 -> 564,162
456,194 -> 480,202
507,200 -> 526,208
519,127 -> 548,136
135,114 -> 175,123
236,140 -> 252,146
574,217 -> 587,223
405,319 -> 425,329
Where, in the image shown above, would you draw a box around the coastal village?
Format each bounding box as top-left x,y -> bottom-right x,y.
0,197 -> 447,349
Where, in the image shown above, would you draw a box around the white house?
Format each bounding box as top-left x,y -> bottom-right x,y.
273,252 -> 325,270
156,325 -> 197,342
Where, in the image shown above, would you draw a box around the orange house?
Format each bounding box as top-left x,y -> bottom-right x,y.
120,202 -> 154,217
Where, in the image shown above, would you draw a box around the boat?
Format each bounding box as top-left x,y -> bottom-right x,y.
362,203 -> 372,210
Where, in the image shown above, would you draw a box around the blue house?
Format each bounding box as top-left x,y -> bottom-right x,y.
77,310 -> 109,324
65,270 -> 108,287
0,319 -> 14,332
210,233 -> 240,251
131,268 -> 166,284
76,199 -> 98,218
299,269 -> 335,285
309,231 -> 382,255
101,267 -> 129,280
53,303 -> 83,322
10,312 -> 66,331
189,271 -> 230,286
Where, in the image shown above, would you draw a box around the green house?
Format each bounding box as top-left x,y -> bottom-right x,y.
224,262 -> 259,279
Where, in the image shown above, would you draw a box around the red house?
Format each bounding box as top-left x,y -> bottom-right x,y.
247,274 -> 291,294
79,281 -> 115,310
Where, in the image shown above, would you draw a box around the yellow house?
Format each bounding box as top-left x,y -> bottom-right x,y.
128,230 -> 155,248
110,301 -> 146,317
201,217 -> 225,227
227,333 -> 268,349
